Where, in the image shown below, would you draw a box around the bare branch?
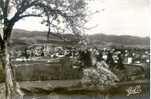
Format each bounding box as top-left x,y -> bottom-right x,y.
18,14 -> 41,20
11,0 -> 41,23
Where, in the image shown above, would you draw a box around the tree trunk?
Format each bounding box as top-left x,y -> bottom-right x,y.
1,39 -> 24,99
0,22 -> 24,99
1,40 -> 17,99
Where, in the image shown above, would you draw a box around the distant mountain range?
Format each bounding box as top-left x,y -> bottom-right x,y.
11,29 -> 150,49
88,34 -> 150,48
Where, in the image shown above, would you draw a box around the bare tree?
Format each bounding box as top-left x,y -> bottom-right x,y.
0,0 -> 88,98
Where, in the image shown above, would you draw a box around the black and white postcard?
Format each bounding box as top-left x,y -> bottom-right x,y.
0,0 -> 150,99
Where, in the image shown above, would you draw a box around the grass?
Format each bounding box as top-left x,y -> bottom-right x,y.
18,79 -> 149,96
0,80 -> 149,99
0,60 -> 149,98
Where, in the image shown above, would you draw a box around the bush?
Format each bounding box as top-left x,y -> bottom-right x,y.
81,63 -> 119,91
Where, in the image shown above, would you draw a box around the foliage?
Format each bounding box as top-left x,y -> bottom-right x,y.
81,65 -> 119,90
0,0 -> 89,98
0,0 -> 89,42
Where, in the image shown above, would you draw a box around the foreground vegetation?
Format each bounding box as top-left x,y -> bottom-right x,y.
0,58 -> 149,98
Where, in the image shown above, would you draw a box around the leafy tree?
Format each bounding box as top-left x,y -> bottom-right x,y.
0,0 -> 88,98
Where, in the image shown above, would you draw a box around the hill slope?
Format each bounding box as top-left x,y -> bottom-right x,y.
88,34 -> 149,48
11,29 -> 150,48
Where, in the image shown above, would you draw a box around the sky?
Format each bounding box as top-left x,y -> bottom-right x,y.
14,0 -> 150,37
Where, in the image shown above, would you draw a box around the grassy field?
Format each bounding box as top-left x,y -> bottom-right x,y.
19,80 -> 149,95
0,59 -> 149,98
0,79 -> 149,99
0,58 -> 82,82
0,56 -> 149,82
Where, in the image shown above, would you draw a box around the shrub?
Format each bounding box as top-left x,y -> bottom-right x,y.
81,63 -> 119,91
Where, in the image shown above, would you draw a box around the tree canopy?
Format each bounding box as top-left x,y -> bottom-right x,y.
0,1 -> 89,98
0,0 -> 88,42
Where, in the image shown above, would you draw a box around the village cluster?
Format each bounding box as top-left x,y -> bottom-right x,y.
11,44 -> 150,66
9,44 -> 150,91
